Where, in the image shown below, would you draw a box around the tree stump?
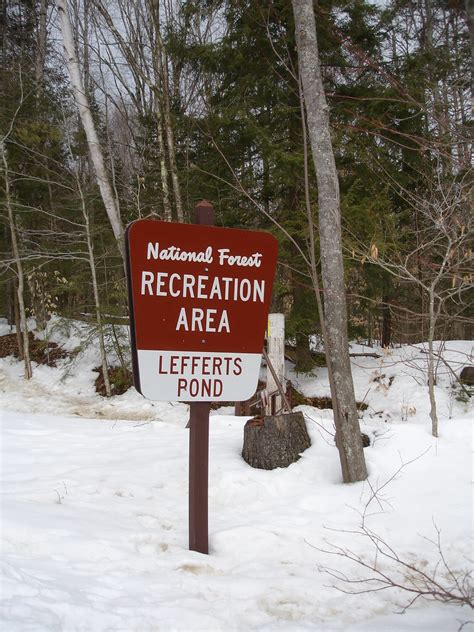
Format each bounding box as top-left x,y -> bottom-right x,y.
242,412 -> 311,470
460,366 -> 474,386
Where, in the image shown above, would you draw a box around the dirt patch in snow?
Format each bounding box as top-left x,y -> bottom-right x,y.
0,332 -> 68,367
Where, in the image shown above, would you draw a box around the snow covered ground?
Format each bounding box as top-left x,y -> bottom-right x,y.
1,318 -> 472,631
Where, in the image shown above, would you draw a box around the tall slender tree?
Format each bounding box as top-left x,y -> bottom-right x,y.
56,0 -> 125,261
292,0 -> 367,483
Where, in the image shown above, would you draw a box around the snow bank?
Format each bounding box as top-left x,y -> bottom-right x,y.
0,319 -> 472,631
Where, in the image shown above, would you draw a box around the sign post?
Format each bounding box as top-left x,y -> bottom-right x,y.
125,201 -> 278,554
188,200 -> 213,554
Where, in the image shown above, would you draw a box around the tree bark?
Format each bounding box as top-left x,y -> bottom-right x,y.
153,95 -> 172,221
381,295 -> 392,348
147,3 -> 172,221
427,289 -> 439,437
292,0 -> 367,482
156,25 -> 184,222
56,0 -> 125,262
35,0 -> 48,90
13,281 -> 23,359
6,275 -> 15,327
242,413 -> 311,470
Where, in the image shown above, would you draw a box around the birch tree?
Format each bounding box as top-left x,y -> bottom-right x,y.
292,0 -> 367,483
56,0 -> 125,261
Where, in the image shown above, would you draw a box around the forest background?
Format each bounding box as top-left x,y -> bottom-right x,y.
1,0 -> 472,383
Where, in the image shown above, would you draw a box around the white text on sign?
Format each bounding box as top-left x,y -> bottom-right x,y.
147,242 -> 263,267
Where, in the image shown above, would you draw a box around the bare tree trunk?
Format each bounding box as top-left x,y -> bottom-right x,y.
103,94 -> 122,224
465,0 -> 474,92
13,281 -> 23,358
77,172 -> 112,397
56,0 -> 125,261
82,0 -> 92,96
147,0 -> 183,221
299,72 -> 346,455
154,95 -> 172,221
148,6 -> 172,221
35,0 -> 48,90
381,296 -> 392,348
427,289 -> 439,437
1,140 -> 32,379
6,275 -> 15,328
158,37 -> 184,222
292,0 -> 367,483
424,0 -> 452,174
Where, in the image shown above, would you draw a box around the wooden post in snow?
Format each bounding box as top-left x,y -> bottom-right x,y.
265,313 -> 285,414
188,200 -> 214,555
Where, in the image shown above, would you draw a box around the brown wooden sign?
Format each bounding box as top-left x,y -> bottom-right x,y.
126,218 -> 278,402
